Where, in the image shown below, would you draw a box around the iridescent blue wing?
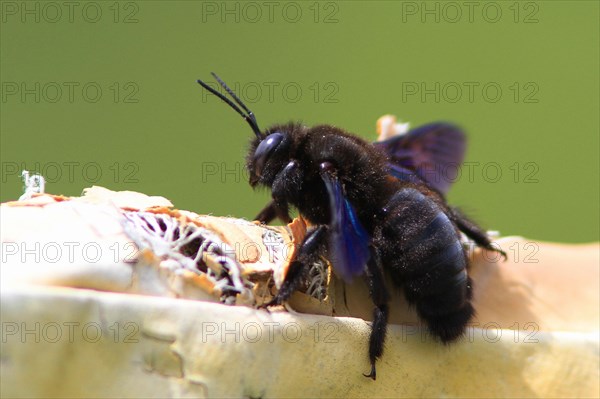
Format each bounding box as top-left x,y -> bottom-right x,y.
321,173 -> 370,283
373,123 -> 466,195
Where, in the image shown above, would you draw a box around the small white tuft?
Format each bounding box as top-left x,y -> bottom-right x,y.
19,170 -> 46,201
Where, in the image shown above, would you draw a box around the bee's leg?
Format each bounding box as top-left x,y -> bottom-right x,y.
255,199 -> 292,224
259,225 -> 327,308
450,207 -> 507,260
255,160 -> 300,224
363,246 -> 390,381
254,200 -> 277,224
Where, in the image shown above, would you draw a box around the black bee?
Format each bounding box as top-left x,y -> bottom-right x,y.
197,73 -> 505,380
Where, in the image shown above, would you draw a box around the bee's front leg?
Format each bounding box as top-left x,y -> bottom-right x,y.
260,224 -> 328,308
255,160 -> 302,225
254,199 -> 292,224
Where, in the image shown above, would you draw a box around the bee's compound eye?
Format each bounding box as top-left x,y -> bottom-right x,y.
264,133 -> 284,148
253,132 -> 284,177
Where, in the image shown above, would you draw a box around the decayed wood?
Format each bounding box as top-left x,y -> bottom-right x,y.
1,187 -> 598,398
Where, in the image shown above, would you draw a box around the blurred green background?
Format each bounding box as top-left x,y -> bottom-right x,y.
1,1 -> 598,243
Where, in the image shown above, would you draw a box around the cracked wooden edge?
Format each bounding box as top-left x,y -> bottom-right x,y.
0,187 -> 315,308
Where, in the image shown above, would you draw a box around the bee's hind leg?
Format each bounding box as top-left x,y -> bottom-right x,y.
450,207 -> 507,260
362,245 -> 390,381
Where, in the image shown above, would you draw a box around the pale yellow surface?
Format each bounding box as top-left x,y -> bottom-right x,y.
328,237 -> 600,332
1,189 -> 599,398
1,285 -> 598,398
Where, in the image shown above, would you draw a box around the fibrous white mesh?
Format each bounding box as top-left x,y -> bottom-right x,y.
122,211 -> 254,304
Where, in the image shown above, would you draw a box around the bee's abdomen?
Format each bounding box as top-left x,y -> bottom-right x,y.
378,187 -> 473,343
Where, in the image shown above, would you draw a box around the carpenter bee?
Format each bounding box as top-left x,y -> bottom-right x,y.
197,73 -> 506,380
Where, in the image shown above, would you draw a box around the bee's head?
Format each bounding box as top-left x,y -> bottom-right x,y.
197,73 -> 295,188
246,123 -> 304,187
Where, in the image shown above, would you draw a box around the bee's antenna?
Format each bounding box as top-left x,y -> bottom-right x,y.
197,74 -> 262,139
211,73 -> 258,126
